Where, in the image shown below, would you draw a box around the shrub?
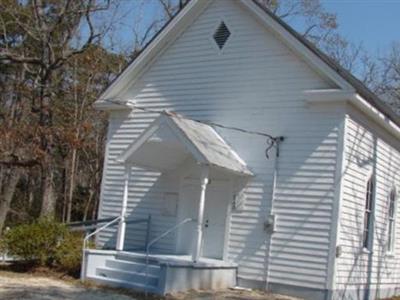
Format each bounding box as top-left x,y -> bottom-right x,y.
54,231 -> 83,276
2,218 -> 87,277
0,229 -> 6,248
2,218 -> 68,266
0,237 -> 6,255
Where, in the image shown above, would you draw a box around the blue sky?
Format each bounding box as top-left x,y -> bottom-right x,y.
103,0 -> 400,56
322,0 -> 400,54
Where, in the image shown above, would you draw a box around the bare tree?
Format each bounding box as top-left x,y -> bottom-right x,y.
1,0 -> 396,232
0,0 -> 111,217
256,0 -> 337,42
376,43 -> 400,114
254,0 -> 378,79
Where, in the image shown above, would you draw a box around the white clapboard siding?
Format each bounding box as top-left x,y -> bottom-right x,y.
98,0 -> 341,289
335,110 -> 400,293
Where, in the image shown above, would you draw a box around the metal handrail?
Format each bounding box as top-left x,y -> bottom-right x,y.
83,216 -> 122,249
144,218 -> 194,295
81,216 -> 122,281
68,217 -> 117,228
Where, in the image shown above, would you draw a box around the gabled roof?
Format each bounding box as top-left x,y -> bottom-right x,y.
250,0 -> 400,128
96,0 -> 400,128
117,114 -> 253,176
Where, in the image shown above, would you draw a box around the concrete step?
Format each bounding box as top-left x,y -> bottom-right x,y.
106,259 -> 160,276
115,252 -> 161,265
86,275 -> 158,294
96,267 -> 159,287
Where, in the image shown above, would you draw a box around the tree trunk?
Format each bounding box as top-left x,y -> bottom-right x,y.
0,167 -> 4,196
28,178 -> 35,208
92,193 -> 99,220
0,169 -> 21,234
66,149 -> 78,222
83,189 -> 94,221
61,163 -> 68,222
40,164 -> 56,217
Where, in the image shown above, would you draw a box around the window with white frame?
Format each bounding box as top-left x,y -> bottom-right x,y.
387,187 -> 397,253
363,175 -> 375,249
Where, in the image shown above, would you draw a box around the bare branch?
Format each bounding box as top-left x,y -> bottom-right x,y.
303,24 -> 317,38
158,0 -> 175,19
0,52 -> 44,66
0,160 -> 40,168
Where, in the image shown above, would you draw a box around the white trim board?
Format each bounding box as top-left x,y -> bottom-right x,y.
95,0 -> 358,108
305,90 -> 400,139
96,0 -> 212,104
326,113 -> 348,291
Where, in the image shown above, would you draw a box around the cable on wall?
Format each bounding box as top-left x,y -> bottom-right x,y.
98,98 -> 285,159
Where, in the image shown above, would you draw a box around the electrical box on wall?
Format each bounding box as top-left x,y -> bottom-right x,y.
264,214 -> 276,232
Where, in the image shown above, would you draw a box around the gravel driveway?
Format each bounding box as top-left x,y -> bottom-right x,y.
0,271 -> 300,300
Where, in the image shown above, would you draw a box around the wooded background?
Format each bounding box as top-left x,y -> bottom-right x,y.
0,0 -> 399,234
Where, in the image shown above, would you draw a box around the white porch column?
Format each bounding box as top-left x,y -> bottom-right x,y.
116,164 -> 131,251
192,166 -> 209,263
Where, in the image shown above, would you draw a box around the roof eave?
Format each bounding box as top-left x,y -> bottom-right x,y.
93,100 -> 133,111
95,0 -> 211,107
305,89 -> 400,139
241,0 -> 354,91
248,0 -> 400,128
95,0 -> 399,127
199,162 -> 254,177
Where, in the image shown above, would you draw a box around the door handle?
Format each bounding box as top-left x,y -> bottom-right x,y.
204,219 -> 209,228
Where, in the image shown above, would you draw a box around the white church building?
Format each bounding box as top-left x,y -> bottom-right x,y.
81,1 -> 400,299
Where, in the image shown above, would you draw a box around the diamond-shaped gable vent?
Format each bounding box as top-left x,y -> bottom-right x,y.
213,22 -> 231,49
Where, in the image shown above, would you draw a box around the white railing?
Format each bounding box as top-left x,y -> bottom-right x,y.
81,216 -> 122,281
80,215 -> 152,281
144,218 -> 194,295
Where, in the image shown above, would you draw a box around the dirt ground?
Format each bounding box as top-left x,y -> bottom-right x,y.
0,270 -> 301,300
0,271 -> 135,300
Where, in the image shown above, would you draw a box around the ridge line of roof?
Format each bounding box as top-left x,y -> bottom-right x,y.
250,0 -> 400,127
96,0 -> 193,103
97,0 -> 400,128
168,115 -> 253,175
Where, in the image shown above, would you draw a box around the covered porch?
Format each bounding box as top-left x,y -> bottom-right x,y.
82,113 -> 252,294
115,113 -> 252,263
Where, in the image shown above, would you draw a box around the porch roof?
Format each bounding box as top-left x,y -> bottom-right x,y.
116,113 -> 253,176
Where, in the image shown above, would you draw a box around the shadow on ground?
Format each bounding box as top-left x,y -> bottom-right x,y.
0,270 -> 298,300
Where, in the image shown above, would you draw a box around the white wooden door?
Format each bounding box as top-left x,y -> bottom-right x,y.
202,183 -> 229,259
176,180 -> 229,259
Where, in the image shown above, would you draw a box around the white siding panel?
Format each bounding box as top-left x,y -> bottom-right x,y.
335,111 -> 400,296
98,0 -> 341,290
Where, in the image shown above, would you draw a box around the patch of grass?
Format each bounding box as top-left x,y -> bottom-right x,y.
0,261 -> 77,281
73,279 -> 167,299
